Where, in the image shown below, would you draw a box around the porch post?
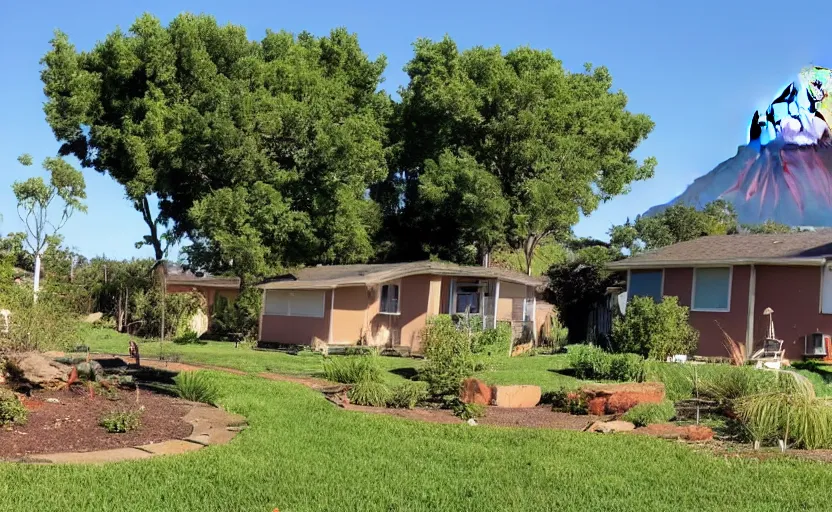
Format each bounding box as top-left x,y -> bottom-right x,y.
493,280 -> 500,329
449,279 -> 456,314
258,289 -> 266,343
328,288 -> 335,344
531,289 -> 537,344
745,265 -> 756,359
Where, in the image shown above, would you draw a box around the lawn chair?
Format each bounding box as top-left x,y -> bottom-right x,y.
750,307 -> 784,366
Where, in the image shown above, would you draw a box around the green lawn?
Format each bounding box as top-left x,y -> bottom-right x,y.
1,370 -> 830,511
81,327 -> 582,391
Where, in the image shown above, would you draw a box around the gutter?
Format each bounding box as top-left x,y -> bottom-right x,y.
607,257 -> 827,271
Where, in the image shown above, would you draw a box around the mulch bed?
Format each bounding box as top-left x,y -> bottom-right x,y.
478,407 -> 602,430
0,387 -> 193,459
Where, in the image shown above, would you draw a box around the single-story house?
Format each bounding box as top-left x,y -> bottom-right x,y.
160,263 -> 241,335
255,261 -> 550,352
607,231 -> 832,360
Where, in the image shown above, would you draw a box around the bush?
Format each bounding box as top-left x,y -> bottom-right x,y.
173,330 -> 201,345
174,371 -> 219,404
419,316 -> 474,396
622,400 -> 676,427
549,388 -> 588,415
323,355 -> 384,384
445,396 -> 485,420
644,362 -> 694,401
210,287 -> 261,338
387,381 -> 429,409
0,388 -> 27,426
100,409 -> 142,433
566,345 -> 644,382
348,381 -> 391,407
542,314 -> 569,352
612,296 -> 699,360
471,321 -> 512,355
0,287 -> 80,352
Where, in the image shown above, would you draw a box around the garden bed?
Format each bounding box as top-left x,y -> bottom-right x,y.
0,387 -> 193,459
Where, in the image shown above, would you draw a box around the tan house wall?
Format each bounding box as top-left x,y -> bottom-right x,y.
260,290 -> 332,345
331,286 -> 370,344
497,281 -> 527,321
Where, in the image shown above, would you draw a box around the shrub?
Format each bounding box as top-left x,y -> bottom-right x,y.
542,314 -> 569,352
644,362 -> 694,401
0,286 -> 80,352
622,400 -> 676,427
445,396 -> 485,420
173,330 -> 201,345
608,353 -> 645,382
549,388 -> 588,415
419,316 -> 474,396
323,355 -> 383,384
174,371 -> 219,404
471,321 -> 512,355
0,388 -> 27,426
100,409 -> 142,433
348,381 -> 391,407
210,287 -> 261,338
567,345 -> 644,382
612,296 -> 699,360
387,381 -> 429,409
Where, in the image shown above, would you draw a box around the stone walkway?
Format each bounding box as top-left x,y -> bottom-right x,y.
14,403 -> 247,465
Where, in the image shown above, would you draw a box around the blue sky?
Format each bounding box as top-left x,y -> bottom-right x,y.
0,0 -> 828,260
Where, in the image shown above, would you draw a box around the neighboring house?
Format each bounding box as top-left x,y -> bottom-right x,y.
160,263 -> 241,335
255,261 -> 549,352
607,232 -> 832,360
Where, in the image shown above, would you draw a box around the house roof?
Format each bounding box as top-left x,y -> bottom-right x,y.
256,261 -> 544,290
162,263 -> 241,289
607,231 -> 832,270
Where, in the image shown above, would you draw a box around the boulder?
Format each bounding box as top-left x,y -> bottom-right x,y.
75,360 -> 105,381
460,378 -> 493,405
83,312 -> 104,323
589,420 -> 636,433
636,423 -> 714,441
5,353 -> 71,387
492,385 -> 541,408
581,382 -> 665,415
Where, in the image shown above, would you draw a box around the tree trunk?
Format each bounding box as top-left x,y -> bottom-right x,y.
33,253 -> 42,302
116,290 -> 124,332
523,235 -> 536,276
138,196 -> 165,262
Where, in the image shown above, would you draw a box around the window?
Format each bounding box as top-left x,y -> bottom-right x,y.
380,283 -> 400,314
628,270 -> 663,303
692,267 -> 731,311
455,285 -> 481,314
821,265 -> 832,314
264,290 -> 325,318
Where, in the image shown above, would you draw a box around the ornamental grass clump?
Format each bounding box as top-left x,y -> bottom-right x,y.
174,371 -> 220,405
323,355 -> 384,384
622,400 -> 676,427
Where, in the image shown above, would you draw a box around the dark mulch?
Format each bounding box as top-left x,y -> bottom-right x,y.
0,387 -> 193,459
477,407 -> 602,430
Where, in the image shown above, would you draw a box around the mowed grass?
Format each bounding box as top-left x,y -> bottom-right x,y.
1,371 -> 830,511
82,327 -> 581,390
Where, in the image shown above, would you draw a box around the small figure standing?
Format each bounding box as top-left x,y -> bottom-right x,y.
129,340 -> 140,367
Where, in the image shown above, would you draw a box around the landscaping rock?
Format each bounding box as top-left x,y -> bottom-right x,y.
492,385 -> 541,408
636,423 -> 714,441
460,378 -> 493,406
5,353 -> 71,387
82,312 -> 103,323
581,382 -> 665,414
588,420 -> 636,433
75,361 -> 105,381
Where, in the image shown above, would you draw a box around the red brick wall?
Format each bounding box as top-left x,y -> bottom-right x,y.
662,266 -> 750,357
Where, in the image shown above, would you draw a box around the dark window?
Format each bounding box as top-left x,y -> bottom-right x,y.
455,285 -> 480,314
381,284 -> 400,313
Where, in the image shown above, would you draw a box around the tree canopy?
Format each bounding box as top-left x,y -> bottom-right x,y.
379,37 -> 656,271
41,13 -> 390,278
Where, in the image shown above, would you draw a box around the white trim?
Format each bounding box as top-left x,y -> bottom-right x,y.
531,292 -> 537,342
258,289 -> 266,341
691,266 -> 733,313
745,265 -> 756,357
328,289 -> 335,343
493,280 -> 500,329
449,279 -> 456,314
378,280 -> 402,315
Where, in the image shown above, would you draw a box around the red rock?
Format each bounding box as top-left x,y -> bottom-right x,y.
636,423 -> 714,441
581,382 -> 665,414
492,385 -> 541,408
587,397 -> 607,416
460,378 -> 493,405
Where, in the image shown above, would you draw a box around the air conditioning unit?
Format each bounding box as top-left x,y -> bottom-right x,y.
804,332 -> 830,357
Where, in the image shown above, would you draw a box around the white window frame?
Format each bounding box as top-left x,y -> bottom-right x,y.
379,281 -> 401,315
264,290 -> 326,318
820,264 -> 832,315
626,269 -> 665,303
691,266 -> 733,313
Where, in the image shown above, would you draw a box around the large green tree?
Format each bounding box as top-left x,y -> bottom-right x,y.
380,37 -> 656,272
41,14 -> 390,276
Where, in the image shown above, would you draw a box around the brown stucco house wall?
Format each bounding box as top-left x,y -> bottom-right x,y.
609,232 -> 832,360
255,261 -> 544,352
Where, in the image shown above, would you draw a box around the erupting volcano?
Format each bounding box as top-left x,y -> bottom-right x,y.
645,66 -> 832,226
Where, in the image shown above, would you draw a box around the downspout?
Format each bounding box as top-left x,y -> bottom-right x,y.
745,264 -> 756,359
328,288 -> 335,344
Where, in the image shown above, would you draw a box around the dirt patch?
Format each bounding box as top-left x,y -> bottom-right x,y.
478,407 -> 601,430
0,387 -> 193,459
343,403 -> 462,424
258,372 -> 334,391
